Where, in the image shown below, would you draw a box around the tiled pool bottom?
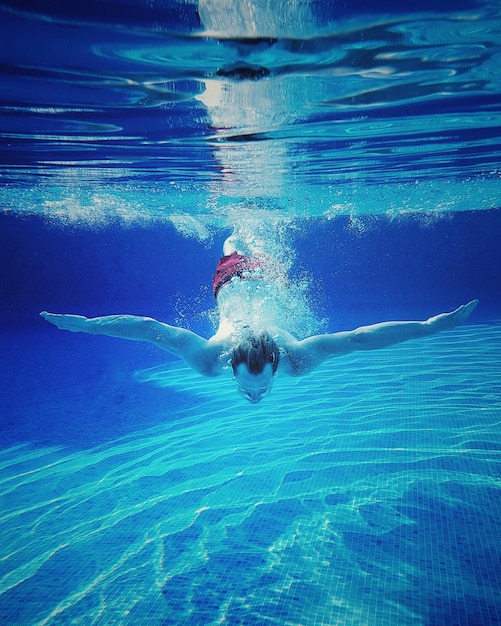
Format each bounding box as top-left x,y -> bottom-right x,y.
1,324 -> 500,625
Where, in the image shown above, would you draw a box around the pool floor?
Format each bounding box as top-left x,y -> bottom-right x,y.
1,323 -> 500,624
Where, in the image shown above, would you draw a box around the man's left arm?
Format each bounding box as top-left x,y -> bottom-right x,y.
287,299 -> 479,375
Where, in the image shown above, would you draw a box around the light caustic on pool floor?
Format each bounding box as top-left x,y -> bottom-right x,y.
0,324 -> 500,624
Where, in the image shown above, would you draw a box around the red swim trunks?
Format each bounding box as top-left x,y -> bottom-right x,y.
212,251 -> 265,298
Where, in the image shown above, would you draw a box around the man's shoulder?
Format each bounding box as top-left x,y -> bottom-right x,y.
199,338 -> 229,376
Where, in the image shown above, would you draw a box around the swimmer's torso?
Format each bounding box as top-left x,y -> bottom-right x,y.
214,277 -> 284,340
209,277 -> 298,377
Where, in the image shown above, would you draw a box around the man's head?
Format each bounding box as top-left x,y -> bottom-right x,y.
231,330 -> 280,403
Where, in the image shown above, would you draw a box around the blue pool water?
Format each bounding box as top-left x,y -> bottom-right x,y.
1,0 -> 501,624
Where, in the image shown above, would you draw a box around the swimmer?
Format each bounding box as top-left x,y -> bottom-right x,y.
41,234 -> 479,404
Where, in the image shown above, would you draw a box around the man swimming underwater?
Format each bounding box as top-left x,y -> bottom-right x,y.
41,233 -> 478,404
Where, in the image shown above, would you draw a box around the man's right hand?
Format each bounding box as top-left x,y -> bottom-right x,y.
40,312 -> 90,333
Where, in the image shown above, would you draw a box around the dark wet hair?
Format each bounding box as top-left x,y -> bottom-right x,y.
231,329 -> 280,376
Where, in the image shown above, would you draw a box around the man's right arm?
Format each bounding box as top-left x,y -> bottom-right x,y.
40,312 -> 221,376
